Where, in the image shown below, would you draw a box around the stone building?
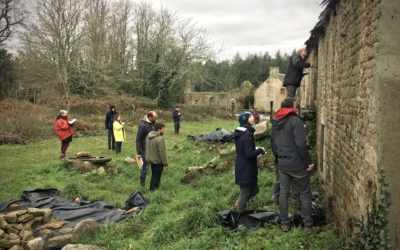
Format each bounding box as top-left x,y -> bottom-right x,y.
254,67 -> 286,113
183,80 -> 255,109
299,0 -> 400,246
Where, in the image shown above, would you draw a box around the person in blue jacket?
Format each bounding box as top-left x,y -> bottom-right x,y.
232,112 -> 265,211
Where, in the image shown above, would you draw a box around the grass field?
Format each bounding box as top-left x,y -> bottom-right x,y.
0,119 -> 342,249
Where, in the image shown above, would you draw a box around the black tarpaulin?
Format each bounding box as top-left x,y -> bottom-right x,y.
217,202 -> 326,230
188,128 -> 234,143
0,188 -> 148,228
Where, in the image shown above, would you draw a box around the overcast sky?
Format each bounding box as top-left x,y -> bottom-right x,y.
153,0 -> 323,60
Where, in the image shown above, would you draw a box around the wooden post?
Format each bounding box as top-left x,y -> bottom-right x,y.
270,101 -> 274,121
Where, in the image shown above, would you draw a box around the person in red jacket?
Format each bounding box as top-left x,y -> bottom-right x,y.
54,110 -> 75,159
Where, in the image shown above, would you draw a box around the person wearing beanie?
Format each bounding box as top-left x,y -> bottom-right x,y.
271,98 -> 319,233
232,112 -> 265,212
105,105 -> 118,150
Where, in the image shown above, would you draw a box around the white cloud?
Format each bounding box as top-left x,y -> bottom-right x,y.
151,0 -> 323,60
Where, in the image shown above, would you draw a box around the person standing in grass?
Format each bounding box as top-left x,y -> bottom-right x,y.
105,105 -> 118,151
172,106 -> 181,135
232,112 -> 265,211
113,114 -> 126,154
54,110 -> 75,160
271,98 -> 318,233
136,111 -> 158,187
145,123 -> 168,191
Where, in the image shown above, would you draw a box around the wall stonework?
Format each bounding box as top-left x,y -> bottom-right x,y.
300,0 -> 400,245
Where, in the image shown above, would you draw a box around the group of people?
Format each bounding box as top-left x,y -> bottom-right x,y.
233,48 -> 317,232
54,47 -> 314,230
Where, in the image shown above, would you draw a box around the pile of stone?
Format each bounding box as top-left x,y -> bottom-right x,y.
181,145 -> 236,184
63,152 -> 121,175
0,205 -> 100,250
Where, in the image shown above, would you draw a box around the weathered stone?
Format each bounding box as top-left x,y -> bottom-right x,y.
39,229 -> 53,240
75,151 -> 94,158
0,228 -> 4,238
32,216 -> 43,224
125,207 -> 140,214
72,219 -> 100,240
4,213 -> 17,224
27,237 -> 45,250
27,208 -> 49,217
124,157 -> 135,164
11,223 -> 23,231
8,204 -> 24,211
41,219 -> 67,230
59,227 -> 74,235
46,234 -> 73,249
9,245 -> 23,250
113,166 -> 122,175
254,121 -> 268,140
61,244 -> 106,250
0,238 -> 12,249
97,167 -> 106,175
42,209 -> 52,223
7,233 -> 19,240
81,161 -> 95,173
7,227 -> 19,235
0,216 -> 11,230
19,225 -> 33,241
17,213 -> 35,223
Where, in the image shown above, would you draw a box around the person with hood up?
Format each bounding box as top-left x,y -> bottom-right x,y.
105,105 -> 118,150
112,114 -> 126,154
136,111 -> 158,187
283,48 -> 311,98
54,110 -> 75,160
232,112 -> 265,212
172,106 -> 181,135
145,123 -> 168,191
271,98 -> 318,233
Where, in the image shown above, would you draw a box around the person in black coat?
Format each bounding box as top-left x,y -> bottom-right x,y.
136,111 -> 158,187
172,106 -> 181,135
105,105 -> 118,150
233,112 -> 265,211
283,48 -> 311,98
271,98 -> 318,232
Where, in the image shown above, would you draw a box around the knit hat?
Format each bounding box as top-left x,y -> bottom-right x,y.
238,112 -> 251,125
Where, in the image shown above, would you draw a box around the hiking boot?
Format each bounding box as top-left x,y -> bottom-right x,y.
280,224 -> 290,232
140,176 -> 146,187
304,226 -> 321,234
60,154 -> 66,160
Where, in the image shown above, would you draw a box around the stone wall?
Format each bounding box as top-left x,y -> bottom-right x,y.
300,0 -> 388,240
254,67 -> 286,113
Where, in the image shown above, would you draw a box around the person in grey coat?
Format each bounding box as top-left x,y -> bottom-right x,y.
271,98 -> 319,233
145,123 -> 168,191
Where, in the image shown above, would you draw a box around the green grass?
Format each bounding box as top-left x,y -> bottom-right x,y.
0,119 -> 342,249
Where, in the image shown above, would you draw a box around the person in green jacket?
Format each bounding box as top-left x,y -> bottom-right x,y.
145,123 -> 168,191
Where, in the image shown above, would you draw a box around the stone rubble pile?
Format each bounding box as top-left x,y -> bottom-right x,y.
0,205 -> 100,250
63,151 -> 121,175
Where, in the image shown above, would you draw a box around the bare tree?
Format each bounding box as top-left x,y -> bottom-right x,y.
0,0 -> 23,45
21,0 -> 87,108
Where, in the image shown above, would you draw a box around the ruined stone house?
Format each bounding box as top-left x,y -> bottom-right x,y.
298,0 -> 400,246
183,80 -> 255,109
254,67 -> 286,113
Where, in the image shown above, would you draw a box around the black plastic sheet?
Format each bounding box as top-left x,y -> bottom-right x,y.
187,128 -> 234,143
0,188 -> 148,228
217,202 -> 326,230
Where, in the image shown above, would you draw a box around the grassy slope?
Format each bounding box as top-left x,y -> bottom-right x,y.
0,119 -> 341,249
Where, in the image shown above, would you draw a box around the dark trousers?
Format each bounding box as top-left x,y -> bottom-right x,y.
150,164 -> 164,191
236,184 -> 259,211
115,142 -> 122,154
286,85 -> 298,98
108,129 -> 116,150
174,121 -> 180,134
279,170 -> 313,227
60,136 -> 72,157
273,163 -> 301,207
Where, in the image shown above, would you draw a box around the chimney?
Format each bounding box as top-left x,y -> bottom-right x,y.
269,67 -> 279,78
